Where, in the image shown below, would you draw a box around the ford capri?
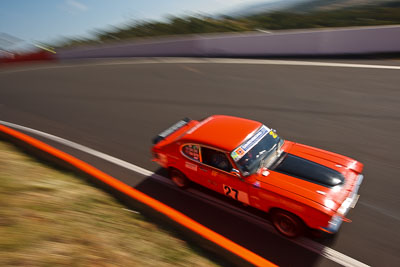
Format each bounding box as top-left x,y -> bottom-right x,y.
151,115 -> 364,238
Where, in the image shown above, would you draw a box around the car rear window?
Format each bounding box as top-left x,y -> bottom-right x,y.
182,144 -> 200,161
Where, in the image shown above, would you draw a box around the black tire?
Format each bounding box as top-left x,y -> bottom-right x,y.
169,169 -> 190,189
271,210 -> 304,238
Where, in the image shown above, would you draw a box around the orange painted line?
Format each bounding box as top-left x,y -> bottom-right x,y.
0,124 -> 277,267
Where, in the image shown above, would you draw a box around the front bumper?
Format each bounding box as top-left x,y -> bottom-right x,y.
321,174 -> 364,234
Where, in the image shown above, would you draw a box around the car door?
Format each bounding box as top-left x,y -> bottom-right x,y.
200,146 -> 251,205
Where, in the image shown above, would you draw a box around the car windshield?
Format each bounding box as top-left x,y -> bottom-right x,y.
231,125 -> 284,176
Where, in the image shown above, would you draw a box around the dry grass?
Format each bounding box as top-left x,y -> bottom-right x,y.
0,141 -> 218,266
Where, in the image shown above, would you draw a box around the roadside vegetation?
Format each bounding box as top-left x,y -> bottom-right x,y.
57,2 -> 400,48
0,141 -> 218,266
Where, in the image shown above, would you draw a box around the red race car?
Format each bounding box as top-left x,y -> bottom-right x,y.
151,115 -> 364,238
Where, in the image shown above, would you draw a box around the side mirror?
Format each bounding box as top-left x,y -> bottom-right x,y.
230,168 -> 241,177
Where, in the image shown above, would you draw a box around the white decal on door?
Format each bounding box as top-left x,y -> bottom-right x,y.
185,161 -> 197,171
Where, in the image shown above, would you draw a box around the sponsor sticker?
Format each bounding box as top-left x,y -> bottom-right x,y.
241,126 -> 269,151
269,131 -> 278,139
232,125 -> 270,161
231,151 -> 239,160
234,147 -> 246,157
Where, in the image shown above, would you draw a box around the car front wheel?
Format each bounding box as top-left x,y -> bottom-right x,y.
271,210 -> 304,238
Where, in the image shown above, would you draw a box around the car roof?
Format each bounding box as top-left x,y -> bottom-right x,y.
181,115 -> 262,152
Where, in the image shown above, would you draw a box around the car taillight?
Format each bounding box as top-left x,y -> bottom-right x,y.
152,152 -> 159,160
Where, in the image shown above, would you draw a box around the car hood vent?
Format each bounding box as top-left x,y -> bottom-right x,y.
273,153 -> 345,187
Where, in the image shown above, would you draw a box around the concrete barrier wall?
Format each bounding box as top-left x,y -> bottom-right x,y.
202,25 -> 400,56
57,38 -> 204,58
57,25 -> 400,59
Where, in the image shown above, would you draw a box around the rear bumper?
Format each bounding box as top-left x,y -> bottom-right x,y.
321,174 -> 364,234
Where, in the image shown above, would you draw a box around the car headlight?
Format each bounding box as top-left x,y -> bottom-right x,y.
324,199 -> 336,210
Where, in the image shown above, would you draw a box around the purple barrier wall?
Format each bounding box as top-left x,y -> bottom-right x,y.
56,25 -> 400,59
202,25 -> 400,56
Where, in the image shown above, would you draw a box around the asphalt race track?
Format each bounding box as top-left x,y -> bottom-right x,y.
1,58 -> 399,266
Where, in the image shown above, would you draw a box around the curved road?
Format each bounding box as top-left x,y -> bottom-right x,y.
1,58 -> 399,266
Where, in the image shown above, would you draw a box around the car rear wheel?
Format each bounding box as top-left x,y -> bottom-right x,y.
271,210 -> 304,238
169,169 -> 190,189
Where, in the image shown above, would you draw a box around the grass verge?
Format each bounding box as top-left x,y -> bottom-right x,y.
0,141 -> 218,266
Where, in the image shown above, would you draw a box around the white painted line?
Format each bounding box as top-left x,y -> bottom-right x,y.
0,120 -> 370,267
293,237 -> 370,267
1,58 -> 400,74
0,120 -> 154,177
122,208 -> 140,214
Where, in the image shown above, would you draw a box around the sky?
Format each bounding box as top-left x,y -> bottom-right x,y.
0,0 -> 270,50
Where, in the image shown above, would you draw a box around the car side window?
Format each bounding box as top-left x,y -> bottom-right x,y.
201,147 -> 232,172
182,144 -> 200,161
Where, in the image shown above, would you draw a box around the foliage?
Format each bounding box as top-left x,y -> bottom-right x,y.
56,3 -> 400,48
0,141 -> 218,266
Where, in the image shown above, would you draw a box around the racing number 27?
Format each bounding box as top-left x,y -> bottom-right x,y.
224,185 -> 238,200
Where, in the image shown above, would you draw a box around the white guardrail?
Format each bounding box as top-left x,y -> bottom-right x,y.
56,25 -> 400,59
